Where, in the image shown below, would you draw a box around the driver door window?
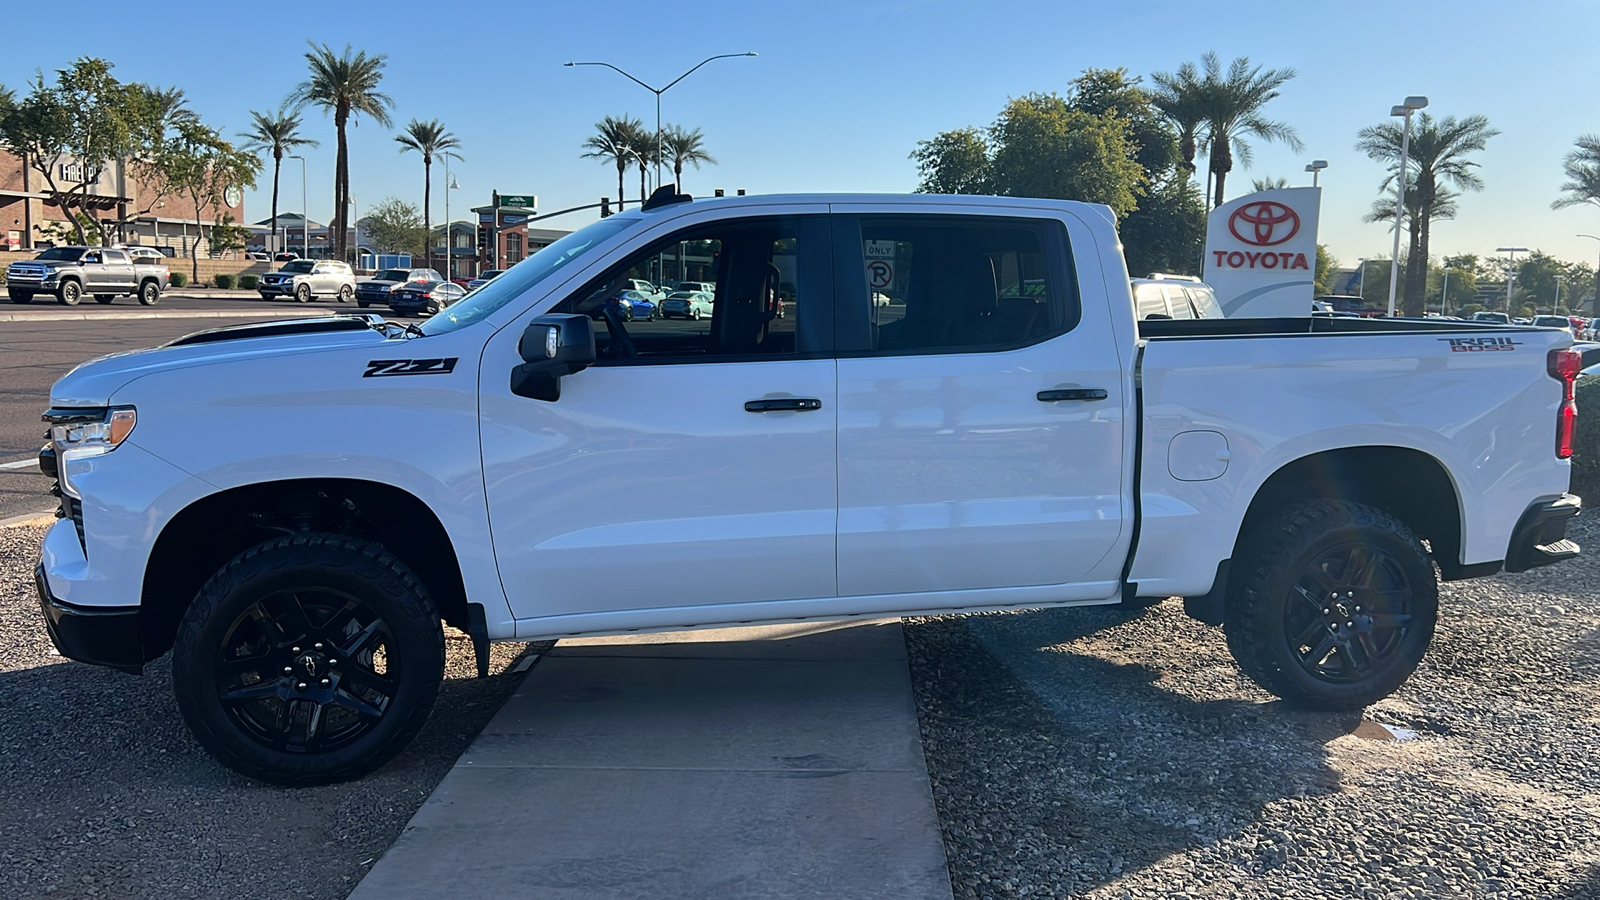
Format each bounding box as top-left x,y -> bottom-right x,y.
554,215 -> 832,363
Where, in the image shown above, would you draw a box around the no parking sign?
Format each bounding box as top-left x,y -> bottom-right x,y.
867,259 -> 895,291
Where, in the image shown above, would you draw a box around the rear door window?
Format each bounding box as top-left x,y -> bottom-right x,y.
1134,283 -> 1169,319
1187,286 -> 1224,319
1162,285 -> 1195,320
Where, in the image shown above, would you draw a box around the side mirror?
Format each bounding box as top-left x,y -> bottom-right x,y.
510,314 -> 597,402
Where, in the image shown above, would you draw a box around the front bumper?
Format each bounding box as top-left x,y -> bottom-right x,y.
1504,494 -> 1581,573
34,564 -> 143,674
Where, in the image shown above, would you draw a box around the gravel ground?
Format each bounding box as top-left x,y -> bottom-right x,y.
906,515 -> 1600,900
0,520 -> 542,900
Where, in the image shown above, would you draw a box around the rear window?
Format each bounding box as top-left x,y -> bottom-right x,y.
1134,283 -> 1168,319
375,269 -> 409,281
1187,286 -> 1224,319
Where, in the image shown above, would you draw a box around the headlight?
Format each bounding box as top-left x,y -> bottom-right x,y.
48,407 -> 137,459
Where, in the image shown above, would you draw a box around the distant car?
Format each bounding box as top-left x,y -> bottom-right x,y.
467,269 -> 505,291
1134,278 -> 1225,320
1473,311 -> 1512,325
273,251 -> 299,262
1314,294 -> 1384,318
1532,315 -> 1574,331
673,281 -> 716,295
258,259 -> 356,302
627,293 -> 658,320
623,278 -> 664,300
120,246 -> 165,265
387,280 -> 466,316
588,291 -> 644,322
245,251 -> 272,261
355,267 -> 444,308
660,290 -> 714,320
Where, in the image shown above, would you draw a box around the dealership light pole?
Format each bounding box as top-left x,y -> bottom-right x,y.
1555,274 -> 1566,311
443,152 -> 460,277
1497,247 -> 1529,312
1578,234 -> 1600,313
1305,160 -> 1328,187
1386,96 -> 1428,317
289,155 -> 308,259
564,52 -> 757,186
1440,266 -> 1452,315
1355,257 -> 1369,298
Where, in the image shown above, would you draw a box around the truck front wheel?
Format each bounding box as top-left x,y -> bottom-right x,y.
9,291 -> 33,304
171,534 -> 445,786
1224,499 -> 1437,711
56,280 -> 82,305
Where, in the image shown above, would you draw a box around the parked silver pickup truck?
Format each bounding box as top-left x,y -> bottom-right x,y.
6,245 -> 170,306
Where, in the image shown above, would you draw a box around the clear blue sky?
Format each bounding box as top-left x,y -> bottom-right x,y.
9,0 -> 1598,272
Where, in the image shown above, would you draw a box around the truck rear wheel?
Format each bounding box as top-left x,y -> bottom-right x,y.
171,533 -> 445,786
138,281 -> 160,306
1223,499 -> 1437,711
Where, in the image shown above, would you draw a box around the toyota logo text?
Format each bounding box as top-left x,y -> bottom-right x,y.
1228,201 -> 1301,247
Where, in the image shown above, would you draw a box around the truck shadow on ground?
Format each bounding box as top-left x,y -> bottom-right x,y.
905,604 -> 1364,897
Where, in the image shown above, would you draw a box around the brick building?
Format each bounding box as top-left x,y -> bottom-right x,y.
0,149 -> 245,255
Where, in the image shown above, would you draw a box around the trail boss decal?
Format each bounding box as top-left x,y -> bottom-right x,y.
1439,337 -> 1521,353
363,358 -> 459,377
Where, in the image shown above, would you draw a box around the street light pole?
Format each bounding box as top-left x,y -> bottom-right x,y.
1305,159 -> 1328,187
1497,247 -> 1529,312
564,53 -> 758,187
1440,267 -> 1451,315
1386,96 -> 1428,317
1356,257 -> 1368,298
289,155 -> 308,260
442,152 -> 460,278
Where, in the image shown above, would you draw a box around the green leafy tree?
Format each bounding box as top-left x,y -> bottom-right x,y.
208,212 -> 249,258
37,211 -> 104,246
0,58 -> 157,245
1314,244 -> 1336,295
363,197 -> 427,256
582,115 -> 645,210
989,93 -> 1145,216
1552,134 -> 1600,308
395,118 -> 461,271
1193,52 -> 1302,207
1118,175 -> 1205,276
1067,68 -> 1179,178
1435,254 -> 1480,311
162,120 -> 261,281
239,104 -> 318,257
293,42 -> 393,260
1150,60 -> 1207,179
1357,112 -> 1497,316
660,125 -> 715,190
911,127 -> 992,194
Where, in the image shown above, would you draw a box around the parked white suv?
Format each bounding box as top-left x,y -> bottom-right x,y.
32,192 -> 1581,786
258,259 -> 356,302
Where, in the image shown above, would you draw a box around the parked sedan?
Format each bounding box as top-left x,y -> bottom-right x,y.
467,269 -> 505,291
627,294 -> 658,320
387,280 -> 466,316
355,267 -> 444,308
659,290 -> 714,320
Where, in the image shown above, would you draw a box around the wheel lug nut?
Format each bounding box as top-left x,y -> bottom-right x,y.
296,682 -> 307,692
320,678 -> 331,688
328,659 -> 338,667
314,642 -> 323,651
1323,608 -> 1330,614
1347,621 -> 1355,628
292,646 -> 301,653
283,666 -> 293,675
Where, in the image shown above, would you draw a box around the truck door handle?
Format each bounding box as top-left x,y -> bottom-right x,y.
744,398 -> 822,412
1037,388 -> 1108,402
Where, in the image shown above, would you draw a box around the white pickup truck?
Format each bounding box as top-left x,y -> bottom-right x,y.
33,191 -> 1582,785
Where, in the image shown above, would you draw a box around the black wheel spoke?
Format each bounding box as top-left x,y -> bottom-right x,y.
1293,617 -> 1329,648
1365,612 -> 1413,630
329,688 -> 386,721
217,653 -> 275,678
1305,633 -> 1338,667
1345,633 -> 1378,674
272,593 -> 316,643
337,619 -> 386,659
1291,582 -> 1327,614
220,681 -> 281,707
342,663 -> 396,697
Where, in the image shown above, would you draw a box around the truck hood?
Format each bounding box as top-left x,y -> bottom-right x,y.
49,316 -> 392,408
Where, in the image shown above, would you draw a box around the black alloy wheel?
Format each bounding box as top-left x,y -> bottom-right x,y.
1224,499 -> 1437,710
57,280 -> 82,305
139,281 -> 160,306
172,534 -> 444,785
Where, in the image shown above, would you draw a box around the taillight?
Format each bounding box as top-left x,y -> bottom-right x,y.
1548,348 -> 1581,459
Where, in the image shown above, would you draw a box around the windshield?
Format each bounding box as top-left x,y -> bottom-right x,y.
280,260 -> 315,274
36,247 -> 85,262
420,217 -> 637,335
375,269 -> 409,281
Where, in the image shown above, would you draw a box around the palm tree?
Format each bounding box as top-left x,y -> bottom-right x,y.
581,115 -> 644,211
240,104 -> 318,258
146,86 -> 198,134
1196,52 -> 1303,207
660,125 -> 716,190
395,119 -> 461,271
1250,176 -> 1290,191
1150,61 -> 1206,180
629,131 -> 657,204
1552,135 -> 1600,310
292,42 -> 392,260
1357,112 -> 1497,315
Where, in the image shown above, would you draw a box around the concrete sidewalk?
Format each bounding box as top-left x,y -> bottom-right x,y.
349,620 -> 954,900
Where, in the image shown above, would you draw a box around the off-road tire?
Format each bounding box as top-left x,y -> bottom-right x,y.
8,291 -> 33,304
357,299 -> 371,309
171,533 -> 445,786
138,281 -> 160,306
56,280 -> 82,305
1223,499 -> 1437,711
295,283 -> 312,303
94,294 -> 116,304
338,284 -> 353,303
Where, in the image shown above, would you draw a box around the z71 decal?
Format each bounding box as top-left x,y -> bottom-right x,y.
1439,337 -> 1521,353
363,358 -> 459,377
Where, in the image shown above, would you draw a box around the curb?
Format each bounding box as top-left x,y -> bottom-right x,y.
0,309 -> 341,323
0,509 -> 55,528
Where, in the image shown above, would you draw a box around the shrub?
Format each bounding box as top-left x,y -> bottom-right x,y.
169,271 -> 188,288
238,274 -> 258,291
1573,376 -> 1600,500
214,273 -> 237,290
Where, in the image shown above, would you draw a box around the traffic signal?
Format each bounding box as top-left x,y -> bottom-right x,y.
600,197 -> 612,218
